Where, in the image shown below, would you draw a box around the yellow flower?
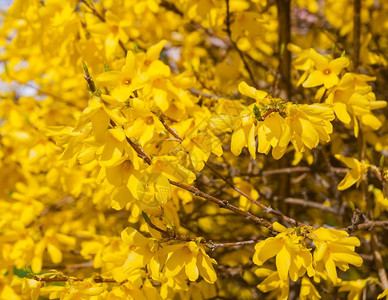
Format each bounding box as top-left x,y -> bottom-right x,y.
335,155 -> 369,190
288,44 -> 315,86
312,227 -> 363,284
230,112 -> 257,158
182,130 -> 223,171
229,82 -> 334,159
97,51 -> 147,102
325,73 -> 386,136
339,279 -> 367,300
303,49 -> 349,89
124,98 -> 165,147
372,187 -> 388,217
287,104 -> 334,153
378,288 -> 388,300
117,227 -> 159,282
30,229 -> 76,273
253,222 -> 314,281
86,8 -> 135,58
159,241 -> 217,283
255,268 -> 290,300
40,278 -> 105,299
80,235 -> 110,269
300,277 -> 321,300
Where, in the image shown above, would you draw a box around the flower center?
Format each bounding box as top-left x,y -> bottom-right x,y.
323,68 -> 331,75
145,116 -> 154,125
122,78 -> 132,86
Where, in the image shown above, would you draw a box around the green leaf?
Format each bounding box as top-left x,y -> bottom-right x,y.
14,267 -> 29,278
253,105 -> 262,121
142,211 -> 152,224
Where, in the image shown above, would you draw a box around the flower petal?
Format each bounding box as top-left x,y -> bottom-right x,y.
231,127 -> 246,156
309,49 -> 329,70
303,70 -> 324,88
276,246 -> 291,280
329,57 -> 349,74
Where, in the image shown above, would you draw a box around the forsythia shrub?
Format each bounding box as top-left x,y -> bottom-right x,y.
1,0 -> 388,299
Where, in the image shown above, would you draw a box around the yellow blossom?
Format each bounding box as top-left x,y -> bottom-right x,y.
300,277 -> 321,300
311,227 -> 362,284
335,155 -> 369,190
255,268 -> 290,300
378,288 -> 388,300
97,51 -> 147,102
158,241 -> 217,283
253,222 -> 314,281
303,49 -> 349,89
339,279 -> 367,300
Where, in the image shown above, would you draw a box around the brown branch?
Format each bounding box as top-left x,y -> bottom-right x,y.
81,0 -> 127,53
275,0 -> 291,100
143,213 -> 261,249
244,52 -> 276,76
168,180 -> 273,230
371,232 -> 388,290
160,1 -> 183,17
225,0 -> 258,88
262,166 -> 310,175
241,166 -> 347,177
370,165 -> 388,199
205,162 -> 305,227
33,275 -> 119,283
189,88 -> 224,99
209,239 -> 260,250
81,0 -> 105,22
82,61 -> 96,93
259,107 -> 281,120
156,114 -> 183,142
284,197 -> 340,214
126,136 -> 152,165
344,220 -> 388,232
142,211 -> 192,242
353,0 -> 361,70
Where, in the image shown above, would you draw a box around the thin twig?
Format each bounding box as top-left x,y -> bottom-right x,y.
189,88 -> 223,99
275,0 -> 291,100
157,114 -> 183,142
370,165 -> 388,199
81,0 -> 127,53
126,136 -> 152,165
344,220 -> 388,232
353,0 -> 361,70
371,232 -> 388,290
209,239 -> 259,249
262,166 -> 311,175
205,162 -> 306,227
143,211 -> 261,249
169,180 -> 273,230
33,275 -> 119,283
284,197 -> 340,214
142,211 -> 191,241
225,0 -> 258,88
